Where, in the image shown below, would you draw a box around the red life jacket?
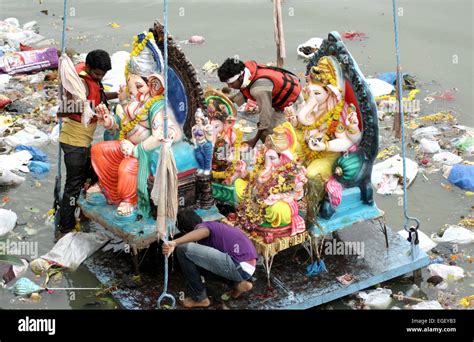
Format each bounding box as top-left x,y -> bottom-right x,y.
66,63 -> 103,123
240,60 -> 301,111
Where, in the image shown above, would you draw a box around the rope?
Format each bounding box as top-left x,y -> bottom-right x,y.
163,0 -> 169,139
54,0 -> 68,223
156,0 -> 176,309
392,0 -> 420,257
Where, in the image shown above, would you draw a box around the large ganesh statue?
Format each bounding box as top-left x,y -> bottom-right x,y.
234,123 -> 308,243
287,55 -> 362,222
85,25 -> 204,221
291,33 -> 379,223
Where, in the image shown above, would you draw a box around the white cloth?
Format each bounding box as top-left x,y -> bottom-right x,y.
151,141 -> 178,239
58,54 -> 95,127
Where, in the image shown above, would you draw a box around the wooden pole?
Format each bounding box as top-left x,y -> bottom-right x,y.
273,0 -> 286,68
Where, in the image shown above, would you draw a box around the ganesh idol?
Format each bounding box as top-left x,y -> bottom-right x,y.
87,31 -> 183,217
287,56 -> 362,220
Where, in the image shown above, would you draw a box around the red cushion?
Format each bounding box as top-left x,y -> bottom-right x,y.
344,80 -> 363,130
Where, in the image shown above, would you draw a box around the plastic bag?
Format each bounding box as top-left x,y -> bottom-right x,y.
0,208 -> 17,236
433,151 -> 462,166
371,154 -> 418,195
454,136 -> 474,155
0,48 -> 58,75
358,288 -> 392,309
412,126 -> 440,142
297,37 -> 323,59
427,264 -> 464,281
366,78 -> 394,97
49,123 -> 60,143
0,150 -> 32,172
187,35 -> 205,45
0,166 -> 25,186
28,160 -> 50,174
411,301 -> 443,310
41,232 -> 110,271
431,225 -> 474,244
398,229 -> 437,252
419,138 -> 440,154
4,125 -> 49,147
0,258 -> 29,285
15,145 -> 47,162
446,164 -> 474,191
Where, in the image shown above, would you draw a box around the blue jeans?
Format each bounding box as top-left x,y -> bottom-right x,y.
176,242 -> 250,301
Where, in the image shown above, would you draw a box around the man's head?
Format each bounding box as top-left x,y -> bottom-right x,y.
177,208 -> 203,233
218,58 -> 245,89
85,49 -> 112,82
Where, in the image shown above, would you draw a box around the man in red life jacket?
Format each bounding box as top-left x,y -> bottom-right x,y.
217,57 -> 303,148
57,50 -> 117,237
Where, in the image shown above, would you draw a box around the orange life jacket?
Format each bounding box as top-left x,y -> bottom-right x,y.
240,60 -> 301,111
66,63 -> 104,123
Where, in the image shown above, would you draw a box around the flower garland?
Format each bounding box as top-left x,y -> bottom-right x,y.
299,100 -> 344,134
237,156 -> 303,230
212,128 -> 243,180
237,154 -> 266,228
375,89 -> 419,102
119,95 -> 163,141
298,100 -> 344,160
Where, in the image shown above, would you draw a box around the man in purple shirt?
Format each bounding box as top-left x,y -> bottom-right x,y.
162,209 -> 258,308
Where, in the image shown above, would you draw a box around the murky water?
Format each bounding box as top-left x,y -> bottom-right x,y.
0,0 -> 472,309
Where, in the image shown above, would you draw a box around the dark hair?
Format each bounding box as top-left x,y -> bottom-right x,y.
85,49 -> 112,72
177,208 -> 203,233
218,58 -> 245,82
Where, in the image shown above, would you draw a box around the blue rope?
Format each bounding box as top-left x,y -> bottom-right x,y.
163,0 -> 169,139
61,0 -> 68,53
157,0 -> 176,309
55,0 -> 68,218
392,0 -> 420,256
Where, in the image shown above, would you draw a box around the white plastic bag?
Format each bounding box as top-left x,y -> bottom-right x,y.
412,126 -> 440,142
398,229 -> 437,252
0,150 -> 32,172
371,154 -> 418,195
358,288 -> 392,309
0,209 -> 17,236
4,125 -> 49,147
431,225 -> 474,244
411,301 -> 443,310
427,264 -> 464,281
296,37 -> 323,59
433,151 -> 462,166
0,166 -> 25,186
49,123 -> 60,143
419,138 -> 440,154
366,78 -> 394,97
41,232 -> 109,271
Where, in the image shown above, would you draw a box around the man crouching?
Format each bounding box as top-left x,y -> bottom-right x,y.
162,209 -> 257,308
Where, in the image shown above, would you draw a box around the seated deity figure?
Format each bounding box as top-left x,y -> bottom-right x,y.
288,56 -> 362,220
87,31 -> 183,217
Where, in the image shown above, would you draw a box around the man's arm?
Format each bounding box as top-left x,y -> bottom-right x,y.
162,226 -> 210,256
246,83 -> 274,147
105,91 -> 118,100
230,92 -> 246,106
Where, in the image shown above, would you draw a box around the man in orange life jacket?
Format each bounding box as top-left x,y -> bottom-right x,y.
217,57 -> 303,148
57,50 -> 117,235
